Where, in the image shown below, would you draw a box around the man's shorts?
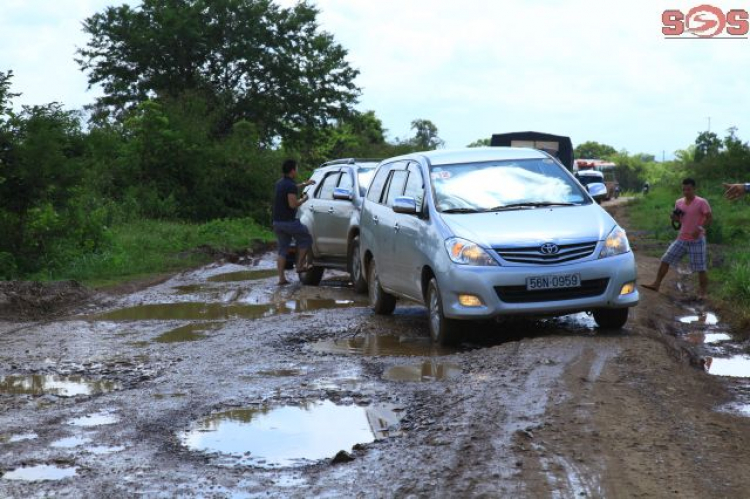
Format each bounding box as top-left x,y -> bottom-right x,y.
661,238 -> 707,272
272,220 -> 312,256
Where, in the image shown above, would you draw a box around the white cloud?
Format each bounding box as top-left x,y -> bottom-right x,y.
2,0 -> 749,157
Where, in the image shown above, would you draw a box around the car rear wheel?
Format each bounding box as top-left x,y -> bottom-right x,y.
368,260 -> 396,315
349,236 -> 367,294
427,278 -> 461,345
593,308 -> 629,329
298,251 -> 324,286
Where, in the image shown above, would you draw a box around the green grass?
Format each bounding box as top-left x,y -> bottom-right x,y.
36,217 -> 273,288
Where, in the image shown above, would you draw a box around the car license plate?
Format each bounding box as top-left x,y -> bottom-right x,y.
526,274 -> 581,291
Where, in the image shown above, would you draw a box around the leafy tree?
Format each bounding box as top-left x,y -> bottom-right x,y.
694,131 -> 721,162
76,0 -> 360,146
467,138 -> 490,148
408,119 -> 444,150
574,141 -> 617,160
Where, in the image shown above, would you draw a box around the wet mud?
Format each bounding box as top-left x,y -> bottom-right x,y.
1,243 -> 750,497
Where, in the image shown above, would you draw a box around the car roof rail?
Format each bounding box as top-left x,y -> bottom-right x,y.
321,158 -> 382,166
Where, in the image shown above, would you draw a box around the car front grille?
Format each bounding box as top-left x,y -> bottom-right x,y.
495,278 -> 610,304
494,241 -> 598,265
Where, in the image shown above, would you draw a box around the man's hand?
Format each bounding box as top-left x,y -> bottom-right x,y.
303,179 -> 316,187
723,183 -> 746,201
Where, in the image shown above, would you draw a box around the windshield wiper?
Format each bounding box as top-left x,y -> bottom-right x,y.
485,202 -> 576,212
441,208 -> 481,214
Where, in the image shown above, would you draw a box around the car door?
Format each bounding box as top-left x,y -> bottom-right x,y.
391,162 -> 428,299
325,168 -> 356,257
309,170 -> 341,255
376,164 -> 410,291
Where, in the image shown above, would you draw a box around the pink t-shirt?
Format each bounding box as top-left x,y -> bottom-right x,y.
676,196 -> 711,241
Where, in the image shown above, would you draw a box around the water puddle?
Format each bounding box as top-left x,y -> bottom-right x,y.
2,465 -> 78,481
207,269 -> 278,283
686,332 -> 732,345
679,313 -> 719,326
172,285 -> 205,294
68,410 -> 118,427
51,436 -> 92,448
92,299 -> 356,322
154,323 -> 223,343
88,445 -> 126,455
179,401 -> 401,467
704,355 -> 750,378
383,362 -> 462,382
256,369 -> 305,377
312,334 -> 461,357
7,433 -> 38,443
0,375 -> 121,397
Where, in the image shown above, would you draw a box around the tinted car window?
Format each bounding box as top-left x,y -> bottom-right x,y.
384,170 -> 409,207
367,165 -> 392,203
403,163 -> 425,211
338,171 -> 354,192
317,172 -> 341,200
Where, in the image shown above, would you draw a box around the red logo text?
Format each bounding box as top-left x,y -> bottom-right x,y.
663,4 -> 749,38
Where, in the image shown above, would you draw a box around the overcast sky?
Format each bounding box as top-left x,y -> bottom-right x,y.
3,0 -> 749,159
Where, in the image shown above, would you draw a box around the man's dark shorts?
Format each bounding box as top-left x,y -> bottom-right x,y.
273,220 -> 312,256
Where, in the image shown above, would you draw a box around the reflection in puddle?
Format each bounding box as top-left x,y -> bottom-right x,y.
88,445 -> 126,455
704,355 -> 750,378
7,433 -> 38,443
68,411 -> 118,427
154,323 -> 223,343
2,465 -> 78,481
179,401 -> 401,468
51,436 -> 92,448
257,369 -> 304,377
686,332 -> 732,345
207,269 -> 279,283
0,375 -> 121,397
383,362 -> 462,382
312,334 -> 460,357
679,313 -> 719,326
92,299 -> 357,321
172,284 -> 205,294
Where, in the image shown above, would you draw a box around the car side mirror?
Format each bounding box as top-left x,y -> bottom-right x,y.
587,183 -> 607,198
392,196 -> 418,214
333,188 -> 354,201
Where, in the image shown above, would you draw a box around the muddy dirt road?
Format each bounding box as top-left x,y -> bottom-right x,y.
1,201 -> 750,498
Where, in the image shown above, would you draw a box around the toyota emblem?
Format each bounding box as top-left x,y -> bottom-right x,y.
540,243 -> 559,255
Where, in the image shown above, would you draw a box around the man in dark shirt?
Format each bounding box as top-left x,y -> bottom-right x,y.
273,159 -> 315,285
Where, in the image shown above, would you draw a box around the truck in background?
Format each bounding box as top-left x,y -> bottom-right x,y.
574,159 -> 619,200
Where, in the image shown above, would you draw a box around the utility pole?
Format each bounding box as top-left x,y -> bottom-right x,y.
707,116 -> 711,132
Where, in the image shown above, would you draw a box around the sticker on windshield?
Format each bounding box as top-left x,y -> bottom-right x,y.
430,171 -> 451,180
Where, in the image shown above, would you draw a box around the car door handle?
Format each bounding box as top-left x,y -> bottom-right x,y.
373,215 -> 379,225
394,222 -> 400,232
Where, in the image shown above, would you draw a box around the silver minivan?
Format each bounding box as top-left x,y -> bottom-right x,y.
359,148 -> 638,344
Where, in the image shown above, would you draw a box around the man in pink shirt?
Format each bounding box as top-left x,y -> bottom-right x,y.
642,178 -> 713,297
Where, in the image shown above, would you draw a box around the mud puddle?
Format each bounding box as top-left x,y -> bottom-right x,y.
155,322 -> 224,343
68,410 -> 118,427
312,334 -> 465,357
90,298 -> 358,322
703,355 -> 750,378
206,269 -> 278,283
179,401 -> 401,468
0,375 -> 121,397
383,362 -> 462,382
51,436 -> 92,448
2,464 -> 78,481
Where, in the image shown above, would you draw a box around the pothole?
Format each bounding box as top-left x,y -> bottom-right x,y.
0,375 -> 121,397
68,410 -> 118,427
679,312 -> 719,326
154,323 -> 224,343
179,401 -> 401,468
311,334 -> 463,357
704,355 -> 750,378
686,332 -> 732,345
91,299 -> 358,322
51,436 -> 92,448
256,369 -> 305,377
383,362 -> 462,382
2,465 -> 78,481
207,269 -> 279,283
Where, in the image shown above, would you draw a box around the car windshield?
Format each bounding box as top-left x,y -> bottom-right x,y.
430,158 -> 589,213
357,167 -> 376,196
576,174 -> 604,187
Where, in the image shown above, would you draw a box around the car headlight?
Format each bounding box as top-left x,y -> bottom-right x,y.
445,237 -> 498,266
599,227 -> 631,258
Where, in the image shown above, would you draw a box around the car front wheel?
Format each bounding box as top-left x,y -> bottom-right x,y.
593,308 -> 629,329
349,236 -> 367,294
368,260 -> 396,315
427,278 -> 461,345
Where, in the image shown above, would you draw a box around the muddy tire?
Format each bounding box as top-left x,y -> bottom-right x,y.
298,252 -> 324,286
593,307 -> 629,329
348,236 -> 367,294
427,278 -> 461,345
368,260 -> 396,315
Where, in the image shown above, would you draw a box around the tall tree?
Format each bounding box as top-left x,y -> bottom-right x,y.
574,141 -> 617,160
76,0 -> 360,146
467,138 -> 490,148
694,131 -> 721,162
409,119 -> 444,150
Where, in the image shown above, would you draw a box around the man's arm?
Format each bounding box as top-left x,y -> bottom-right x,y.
287,191 -> 309,209
723,183 -> 750,201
